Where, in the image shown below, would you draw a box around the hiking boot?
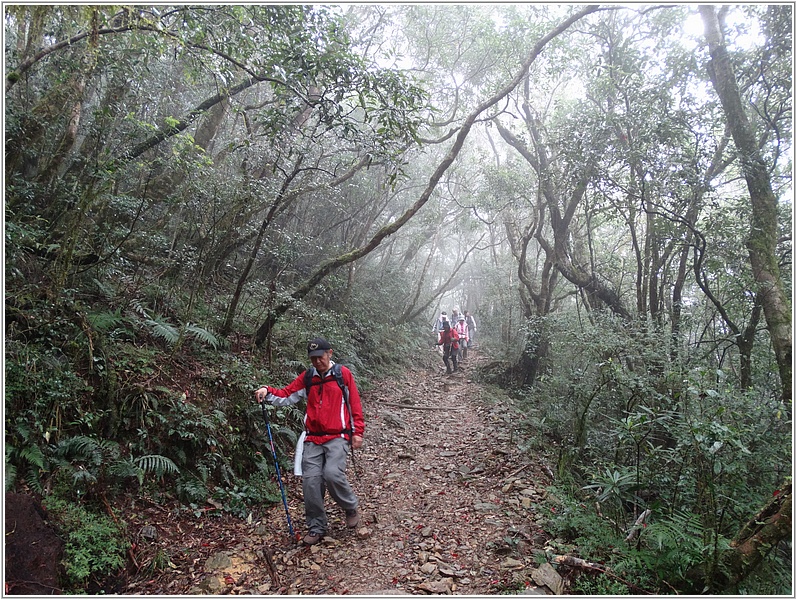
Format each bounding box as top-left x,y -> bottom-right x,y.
345,508 -> 361,529
303,532 -> 323,546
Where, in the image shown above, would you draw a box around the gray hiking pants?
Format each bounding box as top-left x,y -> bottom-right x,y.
301,437 -> 358,534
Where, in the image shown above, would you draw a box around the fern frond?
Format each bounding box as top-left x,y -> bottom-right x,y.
134,454 -> 179,477
24,467 -> 44,494
108,457 -> 144,484
54,435 -> 103,466
197,464 -> 210,484
97,439 -> 121,461
271,424 -> 298,445
129,299 -> 150,318
145,318 -> 180,344
185,324 -> 219,349
19,444 -> 47,469
72,469 -> 98,486
645,510 -> 706,562
91,278 -> 116,300
176,476 -> 208,505
87,309 -> 126,331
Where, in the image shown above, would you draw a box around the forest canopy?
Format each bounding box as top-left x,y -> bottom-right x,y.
4,4 -> 792,595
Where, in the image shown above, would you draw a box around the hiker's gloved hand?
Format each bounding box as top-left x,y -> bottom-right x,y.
254,386 -> 271,403
352,435 -> 363,450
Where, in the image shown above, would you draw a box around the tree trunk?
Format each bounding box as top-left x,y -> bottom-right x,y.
700,5 -> 792,401
221,163 -> 302,336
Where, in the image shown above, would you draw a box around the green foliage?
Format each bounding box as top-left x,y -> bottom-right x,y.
44,495 -> 128,593
545,485 -> 735,594
3,5 -> 789,594
571,573 -> 629,595
211,471 -> 281,518
637,510 -> 731,589
133,454 -> 180,481
519,310 -> 790,593
176,471 -> 211,507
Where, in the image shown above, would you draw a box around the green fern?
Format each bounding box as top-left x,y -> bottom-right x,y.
185,323 -> 219,349
176,475 -> 208,505
129,298 -> 150,317
86,309 -> 127,331
628,509 -> 730,587
24,467 -> 46,494
647,510 -> 708,567
145,317 -> 180,344
52,435 -> 120,468
134,454 -> 179,478
91,278 -> 116,300
18,443 -> 47,469
108,457 -> 143,483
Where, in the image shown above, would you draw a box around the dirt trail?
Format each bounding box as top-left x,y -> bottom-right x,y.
125,350 -> 559,595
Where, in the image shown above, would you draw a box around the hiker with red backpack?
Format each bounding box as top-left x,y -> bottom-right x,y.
435,320 -> 460,374
255,337 -> 364,546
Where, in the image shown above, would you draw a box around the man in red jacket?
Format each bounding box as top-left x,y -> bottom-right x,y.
255,337 -> 365,545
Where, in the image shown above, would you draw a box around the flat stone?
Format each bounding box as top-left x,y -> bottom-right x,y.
420,562 -> 437,574
500,557 -> 525,570
416,578 -> 453,594
532,562 -> 564,595
205,552 -> 232,571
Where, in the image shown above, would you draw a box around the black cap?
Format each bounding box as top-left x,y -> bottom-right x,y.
307,337 -> 332,357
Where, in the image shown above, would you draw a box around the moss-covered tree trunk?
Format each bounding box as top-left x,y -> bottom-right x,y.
700,5 -> 792,401
698,485 -> 792,593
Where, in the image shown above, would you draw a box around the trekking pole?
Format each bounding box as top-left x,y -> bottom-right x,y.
260,402 -> 294,537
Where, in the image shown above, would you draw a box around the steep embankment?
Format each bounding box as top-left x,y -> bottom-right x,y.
125,349 -> 566,595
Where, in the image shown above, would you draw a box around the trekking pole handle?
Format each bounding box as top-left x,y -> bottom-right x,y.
255,386 -> 269,404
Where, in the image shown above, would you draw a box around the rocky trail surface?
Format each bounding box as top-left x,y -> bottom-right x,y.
124,350 -> 569,595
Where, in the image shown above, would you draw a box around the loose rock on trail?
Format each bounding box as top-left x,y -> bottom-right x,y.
124,350 -> 564,595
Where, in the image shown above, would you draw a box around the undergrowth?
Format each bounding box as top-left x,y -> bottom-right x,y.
43,494 -> 128,593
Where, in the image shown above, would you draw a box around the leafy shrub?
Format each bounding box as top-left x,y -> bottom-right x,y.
43,495 -> 128,593
211,471 -> 281,518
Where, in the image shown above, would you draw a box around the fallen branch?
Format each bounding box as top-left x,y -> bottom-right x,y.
506,463 -> 532,478
551,555 -> 652,594
625,509 -> 652,542
264,548 -> 280,586
552,555 -> 605,570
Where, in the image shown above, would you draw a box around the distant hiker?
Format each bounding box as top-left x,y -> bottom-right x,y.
433,311 -> 448,335
255,337 -> 364,546
435,320 -> 460,374
450,307 -> 461,325
465,311 -> 477,349
432,311 -> 449,351
454,314 -> 469,361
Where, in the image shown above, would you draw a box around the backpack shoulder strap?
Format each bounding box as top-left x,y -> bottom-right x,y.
304,364 -> 347,395
332,363 -> 345,393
